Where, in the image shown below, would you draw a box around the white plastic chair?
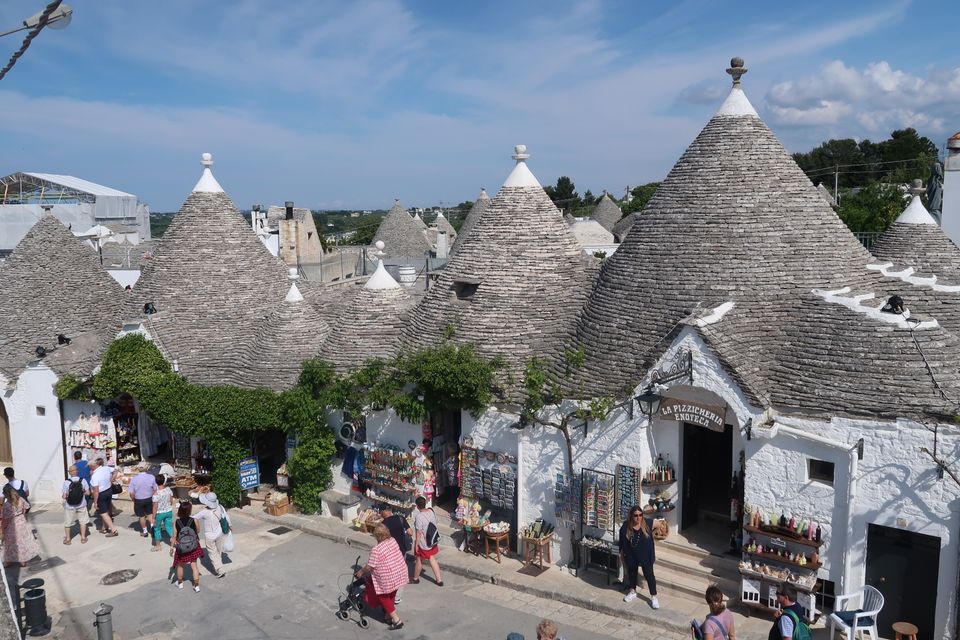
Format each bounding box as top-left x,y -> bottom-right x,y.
829,584 -> 884,640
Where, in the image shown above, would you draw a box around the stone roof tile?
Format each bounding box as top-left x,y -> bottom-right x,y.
372,200 -> 432,259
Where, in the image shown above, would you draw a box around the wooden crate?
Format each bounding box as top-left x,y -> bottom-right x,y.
266,501 -> 290,516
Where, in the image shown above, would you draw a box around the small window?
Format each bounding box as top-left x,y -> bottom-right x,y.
35,406 -> 46,416
453,279 -> 480,300
808,459 -> 834,485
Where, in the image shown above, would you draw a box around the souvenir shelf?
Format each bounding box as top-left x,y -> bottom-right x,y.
739,513 -> 823,623
115,414 -> 141,465
459,445 -> 517,510
361,444 -> 417,512
575,468 -> 618,583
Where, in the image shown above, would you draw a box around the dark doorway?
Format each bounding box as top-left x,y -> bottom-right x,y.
681,422 -> 732,530
430,410 -> 462,508
253,429 -> 287,485
865,524 -> 940,640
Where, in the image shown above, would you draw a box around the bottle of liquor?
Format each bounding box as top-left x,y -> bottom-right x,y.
779,511 -> 787,527
807,521 -> 814,540
815,524 -> 822,543
665,454 -> 674,481
788,515 -> 795,531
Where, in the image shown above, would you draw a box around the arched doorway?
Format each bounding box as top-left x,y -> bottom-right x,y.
0,398 -> 12,464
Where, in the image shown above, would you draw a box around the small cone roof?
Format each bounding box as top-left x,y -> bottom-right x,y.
0,214 -> 125,378
590,193 -> 622,231
452,189 -> 489,256
372,200 -> 431,258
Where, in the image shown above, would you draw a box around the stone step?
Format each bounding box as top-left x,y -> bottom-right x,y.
657,542 -> 741,583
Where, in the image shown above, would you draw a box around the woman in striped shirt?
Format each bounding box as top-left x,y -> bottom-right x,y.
355,523 -> 408,630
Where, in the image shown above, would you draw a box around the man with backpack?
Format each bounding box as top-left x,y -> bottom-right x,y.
4,467 -> 29,501
769,587 -> 811,640
62,464 -> 91,544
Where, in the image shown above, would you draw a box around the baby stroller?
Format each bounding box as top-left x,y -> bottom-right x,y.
336,555 -> 369,629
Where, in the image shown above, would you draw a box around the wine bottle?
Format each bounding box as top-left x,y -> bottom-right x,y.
665,454 -> 674,481
815,524 -> 822,543
788,515 -> 795,531
779,511 -> 787,527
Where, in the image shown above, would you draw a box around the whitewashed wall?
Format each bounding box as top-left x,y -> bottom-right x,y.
748,415 -> 960,640
0,365 -> 66,504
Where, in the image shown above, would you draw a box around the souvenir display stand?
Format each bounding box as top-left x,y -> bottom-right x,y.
574,468 -> 618,583
616,463 -> 675,538
360,443 -> 419,513
67,409 -> 114,465
739,507 -> 823,622
458,442 -> 518,550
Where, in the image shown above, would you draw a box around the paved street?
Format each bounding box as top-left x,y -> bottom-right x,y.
2,504 -> 689,640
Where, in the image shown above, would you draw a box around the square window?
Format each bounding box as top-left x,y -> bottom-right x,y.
808,459 -> 834,485
35,406 -> 45,416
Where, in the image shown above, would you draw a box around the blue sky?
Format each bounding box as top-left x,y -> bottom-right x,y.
0,0 -> 958,211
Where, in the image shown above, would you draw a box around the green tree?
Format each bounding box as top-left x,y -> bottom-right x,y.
544,176 -> 581,211
792,138 -> 867,188
836,182 -> 907,233
621,182 -> 661,215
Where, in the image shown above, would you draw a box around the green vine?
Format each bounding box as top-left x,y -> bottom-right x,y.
54,374 -> 92,401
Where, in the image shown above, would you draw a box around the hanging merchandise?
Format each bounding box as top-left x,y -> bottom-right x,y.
360,442 -> 419,512
115,414 -> 141,465
581,468 -> 615,532
554,473 -> 581,526
459,443 -> 516,509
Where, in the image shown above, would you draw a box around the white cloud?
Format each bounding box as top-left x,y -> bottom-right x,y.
765,60 -> 960,136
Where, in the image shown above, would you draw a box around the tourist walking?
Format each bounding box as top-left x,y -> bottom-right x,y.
536,619 -> 565,640
90,458 -> 119,536
194,492 -> 230,578
768,587 -> 808,640
3,467 -> 29,501
152,474 -> 175,551
619,505 -> 659,609
62,464 -> 91,544
355,523 -> 407,630
0,484 -> 39,568
171,501 -> 203,592
412,496 -> 443,586
380,508 -> 412,602
128,462 -> 158,537
694,585 -> 735,640
73,451 -> 93,511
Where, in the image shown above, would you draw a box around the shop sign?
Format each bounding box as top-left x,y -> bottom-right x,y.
658,399 -> 725,432
238,456 -> 260,490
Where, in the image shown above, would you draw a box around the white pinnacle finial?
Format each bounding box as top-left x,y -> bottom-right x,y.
193,151 -> 224,193
512,144 -> 530,163
288,267 -> 299,281
503,144 -> 541,188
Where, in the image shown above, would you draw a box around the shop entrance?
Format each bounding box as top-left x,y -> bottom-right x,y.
253,429 -> 287,485
865,524 -> 940,640
680,422 -> 732,531
430,410 -> 461,508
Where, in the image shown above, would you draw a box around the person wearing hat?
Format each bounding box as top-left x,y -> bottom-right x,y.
128,462 -> 158,537
193,492 -> 231,578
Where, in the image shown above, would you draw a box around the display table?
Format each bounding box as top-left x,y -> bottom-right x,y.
462,525 -> 484,555
485,530 -> 510,563
575,537 -> 620,585
522,535 -> 553,570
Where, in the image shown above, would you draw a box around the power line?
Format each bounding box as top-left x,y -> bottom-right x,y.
0,0 -> 63,82
803,156 -> 932,177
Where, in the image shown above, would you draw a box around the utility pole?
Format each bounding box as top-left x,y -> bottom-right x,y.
834,165 -> 840,205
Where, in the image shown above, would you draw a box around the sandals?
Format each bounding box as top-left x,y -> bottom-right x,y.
388,621 -> 404,631
411,578 -> 420,584
80,538 -> 88,544
150,546 -> 160,552
62,539 -> 71,545
105,530 -> 119,537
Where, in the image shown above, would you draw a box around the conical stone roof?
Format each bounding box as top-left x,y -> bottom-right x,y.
591,193 -> 622,231
0,213 -> 125,378
451,189 -> 489,256
869,187 -> 960,335
132,153 -> 289,386
372,200 -> 431,259
412,212 -> 428,231
318,261 -> 413,374
248,275 -> 331,391
401,145 -> 594,400
434,211 -> 457,241
570,60 -> 897,410
611,211 -> 637,242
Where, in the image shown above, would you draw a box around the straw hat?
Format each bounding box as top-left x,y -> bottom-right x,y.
198,492 -> 220,510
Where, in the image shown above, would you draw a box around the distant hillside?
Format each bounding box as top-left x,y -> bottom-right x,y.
150,212 -> 177,237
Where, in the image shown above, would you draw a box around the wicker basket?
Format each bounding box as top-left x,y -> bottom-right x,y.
266,502 -> 290,517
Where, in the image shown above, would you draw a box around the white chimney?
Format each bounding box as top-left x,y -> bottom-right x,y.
436,231 -> 449,259
941,133 -> 960,244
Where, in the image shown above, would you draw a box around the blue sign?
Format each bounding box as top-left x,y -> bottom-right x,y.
238,457 -> 260,490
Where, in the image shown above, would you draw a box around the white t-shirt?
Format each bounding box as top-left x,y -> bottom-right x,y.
152,487 -> 174,514
193,506 -> 228,540
90,465 -> 114,492
61,476 -> 90,509
6,478 -> 28,497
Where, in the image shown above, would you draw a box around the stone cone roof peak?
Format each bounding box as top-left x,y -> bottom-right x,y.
451,188 -> 491,256
896,195 -> 938,225
503,144 -> 541,188
0,214 -> 124,378
373,199 -> 431,257
365,260 -> 401,290
478,188 -> 490,200
250,285 -> 330,391
193,152 -> 224,193
591,192 -> 623,231
402,146 -> 594,400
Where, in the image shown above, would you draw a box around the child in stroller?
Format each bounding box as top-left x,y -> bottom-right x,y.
336,555 -> 370,628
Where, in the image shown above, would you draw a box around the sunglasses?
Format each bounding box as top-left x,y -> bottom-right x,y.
632,513 -> 643,517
